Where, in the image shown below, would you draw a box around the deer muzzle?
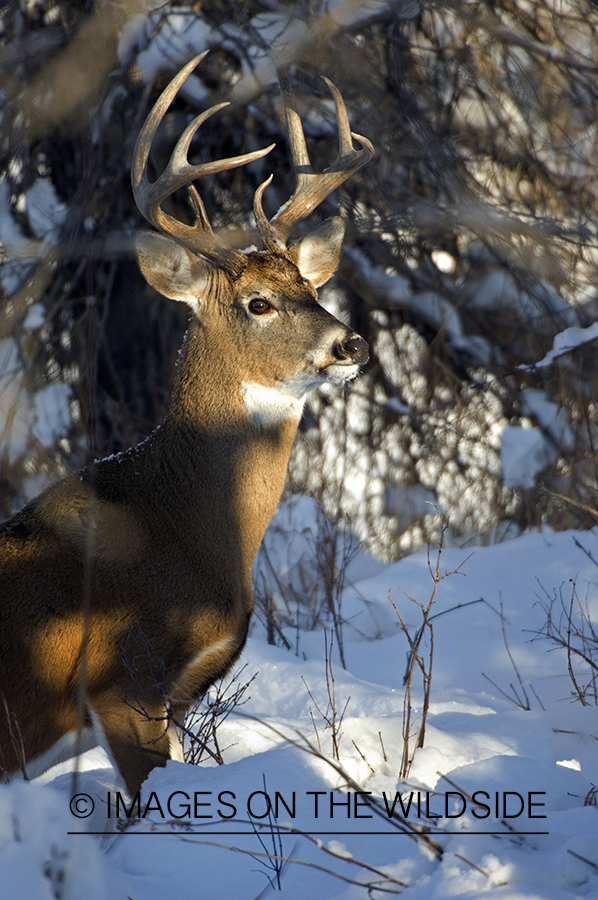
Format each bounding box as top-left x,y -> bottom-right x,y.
332,334 -> 369,366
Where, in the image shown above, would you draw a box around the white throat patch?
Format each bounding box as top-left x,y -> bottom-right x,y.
242,380 -> 312,428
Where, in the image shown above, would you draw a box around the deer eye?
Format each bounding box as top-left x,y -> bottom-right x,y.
248,297 -> 273,315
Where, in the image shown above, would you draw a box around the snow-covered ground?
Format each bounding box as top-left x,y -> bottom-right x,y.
1,517 -> 597,899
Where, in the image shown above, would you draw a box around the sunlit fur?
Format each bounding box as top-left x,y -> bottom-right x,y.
0,230 -> 368,796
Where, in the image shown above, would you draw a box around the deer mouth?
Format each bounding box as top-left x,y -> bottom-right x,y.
323,360 -> 362,384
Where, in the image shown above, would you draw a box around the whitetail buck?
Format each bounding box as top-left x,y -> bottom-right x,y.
0,53 -> 372,796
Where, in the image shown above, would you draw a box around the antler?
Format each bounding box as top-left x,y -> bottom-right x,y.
132,51 -> 274,274
132,53 -> 373,268
254,72 -> 374,250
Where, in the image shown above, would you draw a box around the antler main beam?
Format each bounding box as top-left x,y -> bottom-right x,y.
254,73 -> 374,250
132,51 -> 274,271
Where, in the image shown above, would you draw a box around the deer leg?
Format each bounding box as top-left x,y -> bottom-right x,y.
89,689 -> 172,797
167,702 -> 188,763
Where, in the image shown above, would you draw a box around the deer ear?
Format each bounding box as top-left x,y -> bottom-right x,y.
288,217 -> 346,288
134,231 -> 214,312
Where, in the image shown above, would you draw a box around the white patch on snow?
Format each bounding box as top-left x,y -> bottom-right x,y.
23,303 -> 45,329
25,179 -> 66,238
0,181 -> 44,264
326,840 -> 353,859
556,758 -> 582,771
32,382 -> 71,447
133,14 -> 213,89
500,425 -> 555,488
521,388 -> 574,450
329,0 -> 415,26
523,321 -> 598,369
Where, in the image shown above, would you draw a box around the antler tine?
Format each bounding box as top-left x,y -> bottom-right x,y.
132,51 -> 274,269
132,52 -> 208,229
255,76 -> 373,247
321,76 -> 356,156
276,65 -> 311,172
253,175 -> 279,250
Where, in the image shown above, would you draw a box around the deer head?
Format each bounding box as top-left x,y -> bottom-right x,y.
132,52 -> 372,429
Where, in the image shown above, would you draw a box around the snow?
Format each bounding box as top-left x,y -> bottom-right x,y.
2,518 -> 597,899
24,179 -> 66,238
23,304 -> 45,330
522,322 -> 598,370
0,780 -> 125,900
32,382 -> 72,447
328,0 -> 401,27
499,389 -> 575,489
0,338 -> 71,463
132,14 -> 213,91
521,389 -> 574,450
0,182 -> 44,273
500,425 -> 555,489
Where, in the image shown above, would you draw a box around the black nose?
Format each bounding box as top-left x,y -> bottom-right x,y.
334,335 -> 369,365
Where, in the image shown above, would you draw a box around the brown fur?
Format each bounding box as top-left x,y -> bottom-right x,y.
0,245 -> 367,795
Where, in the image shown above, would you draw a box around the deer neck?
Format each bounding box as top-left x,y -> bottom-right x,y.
138,316 -> 302,573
